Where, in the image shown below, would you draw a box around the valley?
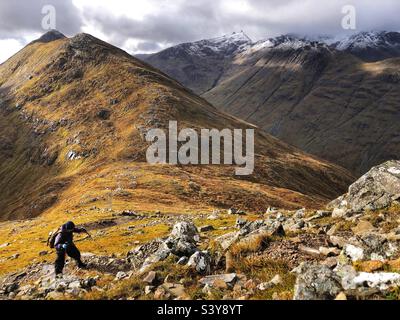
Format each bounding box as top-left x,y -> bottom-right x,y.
141,31 -> 400,175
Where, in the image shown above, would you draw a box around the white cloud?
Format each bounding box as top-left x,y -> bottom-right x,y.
0,39 -> 24,64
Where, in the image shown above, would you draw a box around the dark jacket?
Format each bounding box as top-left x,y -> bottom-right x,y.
54,222 -> 86,247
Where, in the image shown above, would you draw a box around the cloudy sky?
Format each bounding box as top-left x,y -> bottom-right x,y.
1,0 -> 400,63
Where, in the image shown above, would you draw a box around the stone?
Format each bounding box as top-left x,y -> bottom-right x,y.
293,263 -> 342,300
115,271 -> 129,281
228,208 -> 244,215
46,291 -> 65,300
321,257 -> 338,269
171,221 -> 198,239
244,279 -> 257,290
215,232 -> 240,250
81,278 -> 97,289
294,208 -> 306,219
319,247 -> 341,257
213,279 -> 229,290
39,251 -> 48,256
270,275 -> 283,286
162,283 -> 187,298
276,212 -> 286,222
164,222 -> 199,257
68,281 -> 81,289
266,207 -> 278,214
177,256 -> 188,265
335,292 -> 347,300
207,214 -> 219,221
187,251 -> 211,274
154,287 -> 170,300
329,236 -> 348,249
143,271 -> 158,285
349,272 -> 400,292
298,245 -> 321,257
198,225 -> 214,233
327,224 -> 340,236
352,221 -> 375,235
332,208 -> 347,218
199,274 -> 237,287
144,286 -> 154,295
165,238 -> 197,257
343,244 -> 365,262
329,161 -> 400,212
0,242 -> 10,249
257,282 -> 273,291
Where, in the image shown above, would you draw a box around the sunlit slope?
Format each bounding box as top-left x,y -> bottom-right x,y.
0,31 -> 353,221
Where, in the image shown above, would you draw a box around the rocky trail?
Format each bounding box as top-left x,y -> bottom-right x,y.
1,161 -> 400,300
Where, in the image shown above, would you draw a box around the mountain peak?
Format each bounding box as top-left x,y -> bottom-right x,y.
33,30 -> 66,44
334,30 -> 400,49
205,31 -> 252,46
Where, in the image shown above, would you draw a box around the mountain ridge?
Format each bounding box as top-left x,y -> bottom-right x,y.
140,30 -> 400,175
0,31 -> 354,221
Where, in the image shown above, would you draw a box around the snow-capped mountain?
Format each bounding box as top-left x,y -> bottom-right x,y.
139,32 -> 253,94
335,31 -> 400,50
332,31 -> 400,61
139,30 -> 400,174
189,31 -> 252,56
248,34 -> 329,54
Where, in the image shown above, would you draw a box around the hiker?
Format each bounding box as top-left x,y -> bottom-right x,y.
53,221 -> 92,277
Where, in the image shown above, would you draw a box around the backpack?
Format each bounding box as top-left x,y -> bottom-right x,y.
47,228 -> 61,249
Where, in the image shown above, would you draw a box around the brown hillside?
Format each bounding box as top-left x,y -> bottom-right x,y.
0,31 -> 354,222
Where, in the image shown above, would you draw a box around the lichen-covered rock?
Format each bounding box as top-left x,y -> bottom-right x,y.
187,251 -> 211,274
293,262 -> 342,300
329,160 -> 400,212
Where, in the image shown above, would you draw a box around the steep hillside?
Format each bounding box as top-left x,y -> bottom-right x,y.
0,30 -> 353,224
138,32 -> 251,95
141,32 -> 400,175
333,31 -> 400,62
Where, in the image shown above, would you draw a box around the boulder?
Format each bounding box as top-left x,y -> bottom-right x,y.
170,221 -> 198,240
187,251 -> 211,274
346,272 -> 400,292
329,160 -> 400,212
293,263 -> 342,300
165,222 -> 199,257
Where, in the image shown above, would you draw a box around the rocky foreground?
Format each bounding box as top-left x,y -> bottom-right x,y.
1,161 -> 400,300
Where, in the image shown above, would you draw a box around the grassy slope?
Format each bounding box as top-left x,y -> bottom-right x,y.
0,33 -> 354,275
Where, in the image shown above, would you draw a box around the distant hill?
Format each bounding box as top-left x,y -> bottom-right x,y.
140,31 -> 400,175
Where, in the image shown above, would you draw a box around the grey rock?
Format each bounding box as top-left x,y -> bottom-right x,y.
293,263 -> 342,300
198,225 -> 214,233
329,160 -> 400,212
199,273 -> 237,287
187,251 -> 211,274
177,256 -> 189,265
171,221 -> 198,240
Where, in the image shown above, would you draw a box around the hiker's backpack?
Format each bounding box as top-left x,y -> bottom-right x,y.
47,228 -> 61,249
